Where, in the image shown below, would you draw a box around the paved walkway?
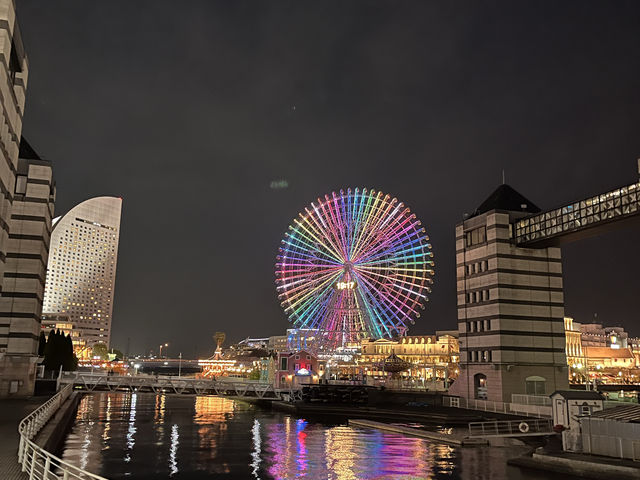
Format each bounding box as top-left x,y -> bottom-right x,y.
0,396 -> 45,480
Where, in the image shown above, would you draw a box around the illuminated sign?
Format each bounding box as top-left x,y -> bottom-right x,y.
336,281 -> 356,290
296,368 -> 310,375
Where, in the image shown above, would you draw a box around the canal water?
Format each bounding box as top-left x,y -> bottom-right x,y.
61,392 -> 566,479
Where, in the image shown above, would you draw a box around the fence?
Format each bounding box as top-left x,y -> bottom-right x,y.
468,418 -> 553,437
17,383 -> 108,480
442,395 -> 552,418
511,394 -> 551,406
581,417 -> 640,461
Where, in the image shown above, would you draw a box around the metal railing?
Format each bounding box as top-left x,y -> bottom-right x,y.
468,418 -> 553,437
17,384 -> 108,479
511,394 -> 551,406
442,395 -> 552,418
58,371 -> 302,401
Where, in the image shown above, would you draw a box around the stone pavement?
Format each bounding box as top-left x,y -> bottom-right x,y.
0,396 -> 45,479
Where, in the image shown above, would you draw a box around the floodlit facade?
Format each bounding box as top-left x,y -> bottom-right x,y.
360,335 -> 460,382
43,197 -> 122,348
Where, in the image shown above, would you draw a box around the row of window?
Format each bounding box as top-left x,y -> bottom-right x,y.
468,319 -> 490,332
466,289 -> 490,304
469,350 -> 492,362
465,260 -> 489,276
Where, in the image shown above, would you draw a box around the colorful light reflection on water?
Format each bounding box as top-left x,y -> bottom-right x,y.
61,392 -> 565,480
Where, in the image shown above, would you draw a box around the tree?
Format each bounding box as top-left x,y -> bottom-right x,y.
43,329 -> 55,370
37,331 -> 46,356
248,368 -> 262,381
62,334 -> 76,371
110,348 -> 124,361
92,342 -> 109,360
42,330 -> 79,372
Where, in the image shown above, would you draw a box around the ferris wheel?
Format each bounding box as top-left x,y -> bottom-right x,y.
275,188 -> 434,348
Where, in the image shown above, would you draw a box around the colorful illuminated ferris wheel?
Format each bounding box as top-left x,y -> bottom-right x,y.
275,188 -> 434,348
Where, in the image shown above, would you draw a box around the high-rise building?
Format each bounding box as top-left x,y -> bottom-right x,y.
43,197 -> 122,348
0,1 -> 35,397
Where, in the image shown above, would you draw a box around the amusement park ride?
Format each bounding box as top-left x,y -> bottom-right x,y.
275,188 -> 434,352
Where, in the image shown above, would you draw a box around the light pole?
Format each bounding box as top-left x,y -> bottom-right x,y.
159,343 -> 168,358
178,352 -> 182,377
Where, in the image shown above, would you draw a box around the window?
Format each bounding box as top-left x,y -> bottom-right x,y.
15,175 -> 27,194
579,404 -> 591,415
465,227 -> 487,247
280,357 -> 288,370
525,376 -> 546,395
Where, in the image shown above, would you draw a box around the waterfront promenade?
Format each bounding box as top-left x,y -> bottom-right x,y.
0,397 -> 43,480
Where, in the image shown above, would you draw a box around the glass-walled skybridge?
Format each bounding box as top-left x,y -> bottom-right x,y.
514,181 -> 640,247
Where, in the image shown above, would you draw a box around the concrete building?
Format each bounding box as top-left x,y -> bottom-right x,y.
579,323 -> 630,349
0,2 -> 34,396
0,139 -> 54,396
580,323 -> 608,347
42,197 -> 122,348
449,185 -> 568,402
564,317 -> 584,367
267,335 -> 288,353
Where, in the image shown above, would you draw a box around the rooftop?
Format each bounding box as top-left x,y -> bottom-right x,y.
18,137 -> 41,160
550,390 -> 604,400
473,184 -> 541,217
590,404 -> 640,423
584,347 -> 635,359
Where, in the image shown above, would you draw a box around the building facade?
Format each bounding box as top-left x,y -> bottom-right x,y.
0,140 -> 55,397
42,197 -> 122,348
564,317 -> 584,366
275,349 -> 324,388
360,334 -> 459,381
449,185 -> 569,402
0,3 -> 36,396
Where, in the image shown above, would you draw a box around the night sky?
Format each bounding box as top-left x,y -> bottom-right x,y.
18,1 -> 640,357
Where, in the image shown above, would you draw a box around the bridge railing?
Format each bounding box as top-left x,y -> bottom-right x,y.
468,418 -> 553,437
17,383 -> 107,480
58,371 -> 295,399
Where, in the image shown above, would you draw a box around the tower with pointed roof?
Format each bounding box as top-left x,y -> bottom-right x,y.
448,184 -> 569,403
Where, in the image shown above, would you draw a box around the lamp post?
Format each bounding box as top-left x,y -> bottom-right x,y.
178,352 -> 182,377
159,343 -> 169,358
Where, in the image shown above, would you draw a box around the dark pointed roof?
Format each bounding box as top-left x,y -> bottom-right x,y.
473,184 -> 541,217
19,137 -> 41,160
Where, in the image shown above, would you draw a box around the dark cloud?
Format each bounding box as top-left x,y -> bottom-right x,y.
18,0 -> 640,356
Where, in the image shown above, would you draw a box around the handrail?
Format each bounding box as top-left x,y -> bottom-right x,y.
17,384 -> 108,480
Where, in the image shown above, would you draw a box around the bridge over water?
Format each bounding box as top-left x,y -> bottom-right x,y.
58,372 -> 299,400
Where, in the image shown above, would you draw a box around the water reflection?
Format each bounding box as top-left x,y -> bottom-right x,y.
62,393 -> 568,480
251,419 -> 261,479
169,424 -> 179,476
124,393 -> 137,462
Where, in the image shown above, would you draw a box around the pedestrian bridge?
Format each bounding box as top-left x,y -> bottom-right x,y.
58,372 -> 299,400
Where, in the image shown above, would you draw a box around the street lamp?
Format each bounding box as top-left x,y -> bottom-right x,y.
159,343 -> 169,358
